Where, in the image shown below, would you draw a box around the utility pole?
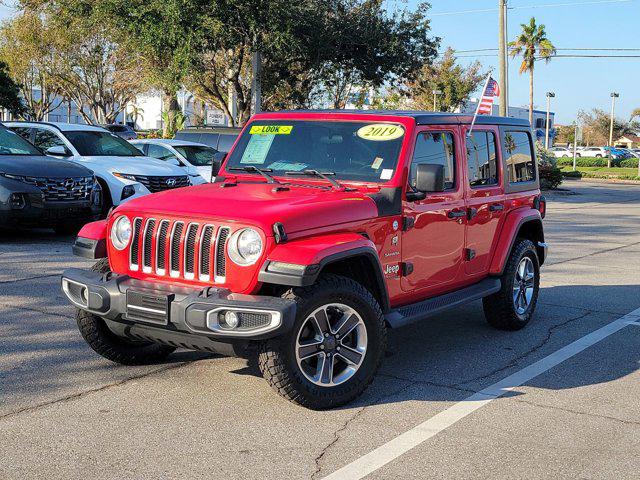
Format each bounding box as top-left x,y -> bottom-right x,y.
432,89 -> 442,111
545,91 -> 555,149
608,92 -> 619,168
251,50 -> 262,115
498,0 -> 509,117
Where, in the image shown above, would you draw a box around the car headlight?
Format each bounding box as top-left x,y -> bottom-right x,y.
113,172 -> 137,181
228,228 -> 263,266
110,215 -> 132,250
0,173 -> 25,181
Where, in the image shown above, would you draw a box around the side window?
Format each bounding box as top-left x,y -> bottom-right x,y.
217,134 -> 237,153
411,131 -> 456,189
147,144 -> 178,161
11,127 -> 33,142
33,128 -> 70,154
504,131 -> 535,183
466,131 -> 498,187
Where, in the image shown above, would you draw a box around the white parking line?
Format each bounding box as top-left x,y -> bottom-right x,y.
323,307 -> 640,480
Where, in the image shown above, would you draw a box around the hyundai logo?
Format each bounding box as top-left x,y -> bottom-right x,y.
166,178 -> 176,187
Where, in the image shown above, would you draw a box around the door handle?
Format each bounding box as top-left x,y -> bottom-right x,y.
447,209 -> 466,219
489,203 -> 504,212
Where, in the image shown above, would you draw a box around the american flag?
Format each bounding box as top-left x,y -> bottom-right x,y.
477,77 -> 500,115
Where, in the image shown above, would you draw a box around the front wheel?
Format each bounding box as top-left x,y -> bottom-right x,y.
258,274 -> 386,409
483,238 -> 540,330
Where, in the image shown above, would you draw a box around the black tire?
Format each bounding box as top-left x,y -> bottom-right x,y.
258,274 -> 387,409
595,154 -> 602,158
97,178 -> 113,217
483,238 -> 540,331
75,259 -> 176,365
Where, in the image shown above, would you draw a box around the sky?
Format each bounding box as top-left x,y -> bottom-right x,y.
1,0 -> 638,124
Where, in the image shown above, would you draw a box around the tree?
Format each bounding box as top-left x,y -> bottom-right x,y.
509,17 -> 556,125
0,61 -> 25,117
406,47 -> 486,112
0,11 -> 63,120
578,108 -> 639,146
631,108 -> 640,121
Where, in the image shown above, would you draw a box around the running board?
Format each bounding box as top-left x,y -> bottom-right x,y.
385,278 -> 501,329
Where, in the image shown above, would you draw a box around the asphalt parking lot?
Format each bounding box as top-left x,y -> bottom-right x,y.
1,180 -> 640,479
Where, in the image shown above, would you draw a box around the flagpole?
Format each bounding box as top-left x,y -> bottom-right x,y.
468,73 -> 492,137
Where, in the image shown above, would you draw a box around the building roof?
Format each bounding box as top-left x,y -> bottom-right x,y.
267,110 -> 531,127
619,135 -> 640,143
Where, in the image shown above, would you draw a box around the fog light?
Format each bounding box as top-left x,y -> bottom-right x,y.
223,311 -> 239,329
80,287 -> 88,304
9,193 -> 25,209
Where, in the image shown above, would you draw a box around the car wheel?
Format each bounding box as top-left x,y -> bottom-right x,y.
97,179 -> 113,217
596,154 -> 602,158
576,153 -> 581,157
483,238 -> 540,331
76,259 -> 176,365
258,274 -> 386,409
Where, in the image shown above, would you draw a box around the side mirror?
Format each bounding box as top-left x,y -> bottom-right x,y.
211,151 -> 226,180
408,163 -> 445,201
46,145 -> 70,157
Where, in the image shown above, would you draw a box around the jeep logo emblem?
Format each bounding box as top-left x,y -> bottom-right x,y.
166,178 -> 176,187
384,264 -> 400,276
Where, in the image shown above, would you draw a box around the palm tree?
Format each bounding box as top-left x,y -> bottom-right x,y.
127,104 -> 144,127
509,17 -> 556,126
631,108 -> 640,121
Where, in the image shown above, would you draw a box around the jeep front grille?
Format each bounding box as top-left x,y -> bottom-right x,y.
129,217 -> 229,283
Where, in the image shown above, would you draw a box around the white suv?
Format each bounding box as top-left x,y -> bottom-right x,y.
130,139 -> 212,182
6,122 -> 192,214
579,146 -> 608,158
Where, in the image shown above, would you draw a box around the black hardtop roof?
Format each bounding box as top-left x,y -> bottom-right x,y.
269,110 -> 531,127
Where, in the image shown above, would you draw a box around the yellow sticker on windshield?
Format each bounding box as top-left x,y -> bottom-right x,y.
356,124 -> 404,141
249,125 -> 293,135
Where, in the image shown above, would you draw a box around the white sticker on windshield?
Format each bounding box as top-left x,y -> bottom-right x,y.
371,157 -> 384,169
380,169 -> 394,180
240,134 -> 275,164
268,161 -> 307,171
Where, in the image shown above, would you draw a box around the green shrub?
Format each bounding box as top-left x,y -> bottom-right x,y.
620,158 -> 639,168
562,170 -> 582,178
535,142 -> 557,167
539,163 -> 563,189
556,157 -> 609,167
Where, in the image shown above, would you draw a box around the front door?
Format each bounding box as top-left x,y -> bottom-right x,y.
463,127 -> 505,275
401,127 -> 466,293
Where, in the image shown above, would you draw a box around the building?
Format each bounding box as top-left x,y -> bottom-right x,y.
616,135 -> 640,149
463,100 -> 556,144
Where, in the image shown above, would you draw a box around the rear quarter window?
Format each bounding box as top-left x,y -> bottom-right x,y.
503,131 -> 535,183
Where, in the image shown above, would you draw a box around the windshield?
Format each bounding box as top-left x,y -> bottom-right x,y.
225,120 -> 405,183
0,127 -> 42,156
64,130 -> 143,157
174,145 -> 217,166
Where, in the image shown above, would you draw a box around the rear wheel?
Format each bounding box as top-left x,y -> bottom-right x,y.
258,274 -> 386,409
483,238 -> 540,331
76,259 -> 176,365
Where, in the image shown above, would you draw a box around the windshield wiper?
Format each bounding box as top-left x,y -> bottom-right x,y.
284,169 -> 345,190
228,166 -> 281,184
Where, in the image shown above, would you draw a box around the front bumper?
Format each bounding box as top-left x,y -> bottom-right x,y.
0,196 -> 100,227
61,268 -> 297,344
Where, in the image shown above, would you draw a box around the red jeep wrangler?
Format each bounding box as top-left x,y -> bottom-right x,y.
62,111 -> 547,409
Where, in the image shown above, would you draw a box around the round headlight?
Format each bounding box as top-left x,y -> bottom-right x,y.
228,228 -> 263,266
110,215 -> 132,250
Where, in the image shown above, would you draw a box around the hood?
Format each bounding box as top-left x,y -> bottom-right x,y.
0,155 -> 93,177
117,181 -> 381,235
75,155 -> 187,175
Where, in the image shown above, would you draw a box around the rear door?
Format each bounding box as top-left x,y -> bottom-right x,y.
401,126 -> 466,293
462,126 -> 505,276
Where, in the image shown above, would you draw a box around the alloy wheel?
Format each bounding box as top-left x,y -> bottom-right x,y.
513,256 -> 535,315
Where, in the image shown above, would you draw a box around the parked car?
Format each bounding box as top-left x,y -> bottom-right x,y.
628,149 -> 640,158
62,111 -> 547,409
580,146 -> 608,158
6,122 -> 192,216
549,146 -> 572,158
0,123 -> 100,233
174,126 -> 240,153
608,147 -> 632,160
102,124 -> 137,140
130,139 -> 211,183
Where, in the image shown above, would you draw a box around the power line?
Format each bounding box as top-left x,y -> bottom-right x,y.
429,0 -> 631,17
448,47 -> 640,54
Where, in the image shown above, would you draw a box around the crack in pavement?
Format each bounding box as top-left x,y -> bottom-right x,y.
0,273 -> 60,285
452,310 -> 594,388
0,303 -> 71,319
513,398 -> 640,427
545,240 -> 640,266
0,360 -> 198,421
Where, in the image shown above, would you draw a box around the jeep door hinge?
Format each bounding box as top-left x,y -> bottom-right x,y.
402,216 -> 415,231
465,248 -> 476,261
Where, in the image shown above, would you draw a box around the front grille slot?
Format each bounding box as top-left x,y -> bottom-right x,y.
184,223 -> 199,279
215,227 -> 230,281
199,225 -> 215,281
170,222 -> 184,277
130,217 -> 143,270
142,219 -> 156,272
22,176 -> 93,202
155,220 -> 170,275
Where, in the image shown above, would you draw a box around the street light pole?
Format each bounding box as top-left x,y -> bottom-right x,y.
608,92 -> 619,168
545,91 -> 555,149
498,0 -> 509,117
432,89 -> 442,111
